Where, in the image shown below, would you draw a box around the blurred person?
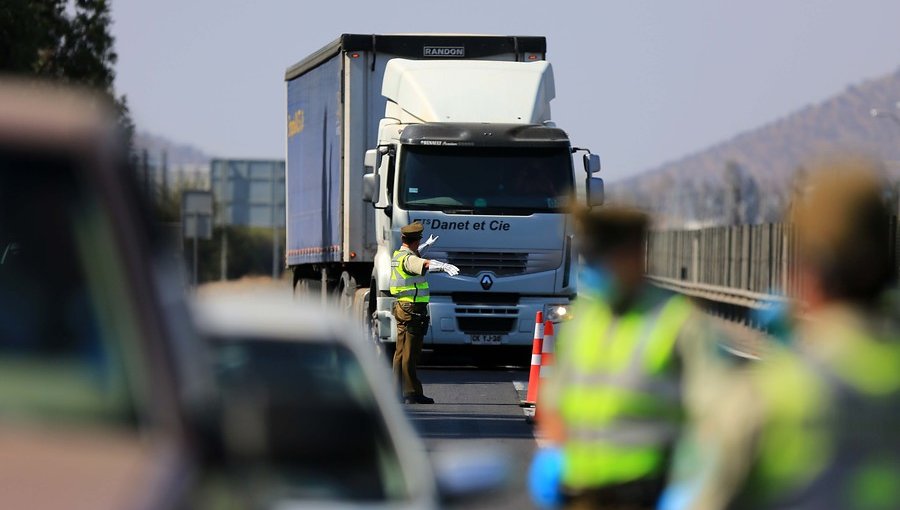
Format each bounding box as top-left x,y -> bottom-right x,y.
530,206 -> 719,509
390,222 -> 459,404
661,159 -> 900,510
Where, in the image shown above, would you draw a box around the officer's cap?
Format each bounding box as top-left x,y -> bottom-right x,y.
401,222 -> 424,240
574,205 -> 649,258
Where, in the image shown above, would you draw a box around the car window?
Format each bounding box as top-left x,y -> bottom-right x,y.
206,339 -> 410,505
0,147 -> 142,428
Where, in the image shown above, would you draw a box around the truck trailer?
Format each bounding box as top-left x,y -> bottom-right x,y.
284,34 -> 603,357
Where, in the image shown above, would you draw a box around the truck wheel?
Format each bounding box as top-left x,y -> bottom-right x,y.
338,271 -> 357,312
293,278 -> 311,298
380,342 -> 396,363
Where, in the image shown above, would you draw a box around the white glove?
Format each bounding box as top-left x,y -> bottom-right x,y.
419,234 -> 439,253
427,260 -> 460,277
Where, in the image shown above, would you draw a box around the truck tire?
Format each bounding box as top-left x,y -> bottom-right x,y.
380,342 -> 396,364
338,271 -> 357,313
293,277 -> 312,298
367,279 -> 396,364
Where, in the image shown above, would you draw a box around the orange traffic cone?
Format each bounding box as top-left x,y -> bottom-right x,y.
540,320 -> 555,378
520,311 -> 545,408
533,321 -> 556,423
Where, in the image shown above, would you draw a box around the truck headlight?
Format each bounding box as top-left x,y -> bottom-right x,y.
545,304 -> 573,323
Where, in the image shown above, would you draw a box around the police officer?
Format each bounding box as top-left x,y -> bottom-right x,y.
661,160 -> 900,510
391,222 -> 459,404
531,206 -> 716,510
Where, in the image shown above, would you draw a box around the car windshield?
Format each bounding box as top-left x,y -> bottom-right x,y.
206,339 -> 409,504
0,147 -> 140,429
398,145 -> 573,213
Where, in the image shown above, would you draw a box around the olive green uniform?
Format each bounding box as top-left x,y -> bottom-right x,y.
391,246 -> 429,398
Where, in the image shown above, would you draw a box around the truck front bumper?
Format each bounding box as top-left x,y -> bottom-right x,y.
427,295 -> 570,346
375,295 -> 572,346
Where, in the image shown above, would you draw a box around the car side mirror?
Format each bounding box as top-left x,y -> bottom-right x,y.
583,153 -> 601,174
587,176 -> 604,207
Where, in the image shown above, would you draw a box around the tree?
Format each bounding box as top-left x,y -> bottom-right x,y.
0,0 -> 134,148
723,160 -> 761,225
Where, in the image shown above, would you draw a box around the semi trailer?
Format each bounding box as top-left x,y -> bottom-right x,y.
284,34 -> 603,357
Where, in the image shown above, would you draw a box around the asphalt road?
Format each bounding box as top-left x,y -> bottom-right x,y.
408,366 -> 538,509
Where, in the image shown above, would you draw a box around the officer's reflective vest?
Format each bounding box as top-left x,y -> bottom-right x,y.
559,294 -> 692,490
739,329 -> 900,509
390,249 -> 430,303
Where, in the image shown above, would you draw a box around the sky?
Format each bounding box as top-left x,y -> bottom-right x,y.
112,1 -> 900,182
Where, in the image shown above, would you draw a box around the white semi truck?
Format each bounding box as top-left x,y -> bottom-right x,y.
285,34 -> 603,358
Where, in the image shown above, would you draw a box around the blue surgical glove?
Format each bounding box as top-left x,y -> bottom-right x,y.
657,483 -> 693,510
528,447 -> 564,508
577,265 -> 617,301
751,299 -> 793,345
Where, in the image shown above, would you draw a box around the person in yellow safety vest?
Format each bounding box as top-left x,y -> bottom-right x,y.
390,222 -> 459,404
531,206 -> 721,510
659,159 -> 900,510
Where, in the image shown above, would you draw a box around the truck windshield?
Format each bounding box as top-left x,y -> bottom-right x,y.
398,145 -> 573,213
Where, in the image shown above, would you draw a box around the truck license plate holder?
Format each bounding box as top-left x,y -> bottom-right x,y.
470,334 -> 502,345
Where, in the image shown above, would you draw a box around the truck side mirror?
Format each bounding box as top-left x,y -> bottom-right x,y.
586,177 -> 604,207
583,153 -> 601,174
363,173 -> 380,203
364,149 -> 379,170
363,148 -> 382,204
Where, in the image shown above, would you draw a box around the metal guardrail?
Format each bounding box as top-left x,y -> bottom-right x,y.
646,218 -> 899,305
647,275 -> 787,310
646,218 -> 899,343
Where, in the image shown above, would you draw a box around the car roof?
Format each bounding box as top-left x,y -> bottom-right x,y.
0,79 -> 114,150
191,288 -> 362,346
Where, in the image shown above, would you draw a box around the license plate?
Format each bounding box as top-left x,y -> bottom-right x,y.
471,334 -> 502,345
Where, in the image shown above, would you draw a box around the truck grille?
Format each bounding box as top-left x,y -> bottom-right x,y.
457,317 -> 517,334
454,306 -> 518,315
452,292 -> 520,305
446,252 -> 529,276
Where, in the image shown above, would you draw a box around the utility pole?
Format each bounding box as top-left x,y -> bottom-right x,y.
141,149 -> 150,195
271,164 -> 279,279
218,162 -> 228,281
161,150 -> 168,200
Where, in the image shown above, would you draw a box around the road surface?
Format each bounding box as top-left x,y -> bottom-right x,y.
409,366 -> 538,509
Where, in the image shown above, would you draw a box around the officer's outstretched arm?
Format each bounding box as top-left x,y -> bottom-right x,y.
427,260 -> 460,276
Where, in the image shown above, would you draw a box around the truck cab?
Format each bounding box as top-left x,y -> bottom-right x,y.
363,59 -> 603,353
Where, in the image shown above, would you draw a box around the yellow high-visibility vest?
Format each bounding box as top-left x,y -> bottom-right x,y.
559,294 -> 692,489
390,249 -> 430,303
742,328 -> 900,509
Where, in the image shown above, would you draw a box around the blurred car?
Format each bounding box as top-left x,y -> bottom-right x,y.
0,81 -> 211,509
191,289 -> 440,509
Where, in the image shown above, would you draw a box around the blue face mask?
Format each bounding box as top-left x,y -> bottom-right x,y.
578,265 -> 618,300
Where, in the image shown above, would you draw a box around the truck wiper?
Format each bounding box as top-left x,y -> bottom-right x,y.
443,208 -> 474,214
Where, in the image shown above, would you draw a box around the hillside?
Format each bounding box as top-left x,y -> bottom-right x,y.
613,67 -> 900,227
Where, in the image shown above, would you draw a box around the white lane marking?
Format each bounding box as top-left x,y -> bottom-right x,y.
512,381 -> 542,444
